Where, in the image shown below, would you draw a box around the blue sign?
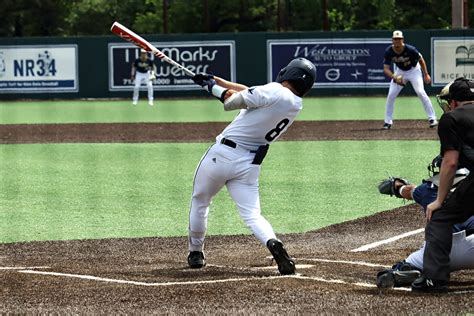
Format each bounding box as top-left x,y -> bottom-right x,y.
268,39 -> 392,88
108,41 -> 235,91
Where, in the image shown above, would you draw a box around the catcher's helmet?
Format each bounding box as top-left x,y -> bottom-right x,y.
437,77 -> 474,112
276,58 -> 316,97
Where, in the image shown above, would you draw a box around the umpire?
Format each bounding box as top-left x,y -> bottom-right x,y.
412,77 -> 474,292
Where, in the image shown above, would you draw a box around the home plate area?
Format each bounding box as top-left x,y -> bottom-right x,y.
1,205 -> 473,314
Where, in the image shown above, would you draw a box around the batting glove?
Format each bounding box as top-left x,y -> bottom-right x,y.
193,73 -> 228,102
192,73 -> 214,86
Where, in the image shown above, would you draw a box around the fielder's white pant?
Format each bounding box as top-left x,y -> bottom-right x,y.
384,64 -> 436,125
188,138 -> 277,252
406,230 -> 474,271
132,71 -> 153,103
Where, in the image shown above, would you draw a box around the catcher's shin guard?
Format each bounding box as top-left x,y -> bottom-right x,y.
267,239 -> 295,275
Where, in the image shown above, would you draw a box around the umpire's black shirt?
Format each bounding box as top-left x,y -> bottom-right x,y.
423,102 -> 474,282
438,102 -> 474,171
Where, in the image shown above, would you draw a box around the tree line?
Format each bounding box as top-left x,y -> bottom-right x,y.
0,0 -> 467,37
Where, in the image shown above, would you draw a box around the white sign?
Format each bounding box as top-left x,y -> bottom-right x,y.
0,45 -> 78,93
431,38 -> 474,86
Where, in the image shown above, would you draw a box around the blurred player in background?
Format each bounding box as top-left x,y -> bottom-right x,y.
382,30 -> 437,130
131,49 -> 156,106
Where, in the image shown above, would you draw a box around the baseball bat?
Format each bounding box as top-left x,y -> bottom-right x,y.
110,21 -> 196,77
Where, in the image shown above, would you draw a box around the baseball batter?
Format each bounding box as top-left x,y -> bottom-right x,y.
382,30 -> 437,130
131,49 -> 156,106
187,58 -> 316,275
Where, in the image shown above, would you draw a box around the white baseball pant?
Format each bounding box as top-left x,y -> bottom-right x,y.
406,230 -> 474,271
132,71 -> 153,103
384,64 -> 436,125
188,139 -> 277,252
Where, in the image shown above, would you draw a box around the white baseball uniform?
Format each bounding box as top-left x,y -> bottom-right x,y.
188,82 -> 302,252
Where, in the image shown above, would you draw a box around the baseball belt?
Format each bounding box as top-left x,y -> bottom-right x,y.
220,138 -> 269,165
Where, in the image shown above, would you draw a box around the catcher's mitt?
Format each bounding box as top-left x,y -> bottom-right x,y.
378,177 -> 409,198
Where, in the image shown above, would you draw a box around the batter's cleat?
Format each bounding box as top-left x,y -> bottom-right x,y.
187,251 -> 206,269
266,239 -> 295,275
382,123 -> 392,130
429,119 -> 438,128
148,101 -> 154,106
411,276 -> 448,293
132,101 -> 138,106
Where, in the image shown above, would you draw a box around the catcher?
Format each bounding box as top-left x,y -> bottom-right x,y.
376,155 -> 474,289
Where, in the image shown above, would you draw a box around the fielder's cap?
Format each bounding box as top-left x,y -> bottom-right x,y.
140,48 -> 147,53
392,30 -> 404,39
449,77 -> 474,101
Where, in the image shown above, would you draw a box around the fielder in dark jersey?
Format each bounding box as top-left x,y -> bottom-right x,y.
382,30 -> 437,130
131,49 -> 156,106
133,57 -> 154,74
384,43 -> 421,71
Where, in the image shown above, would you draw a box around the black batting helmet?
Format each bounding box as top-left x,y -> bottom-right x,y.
276,57 -> 316,97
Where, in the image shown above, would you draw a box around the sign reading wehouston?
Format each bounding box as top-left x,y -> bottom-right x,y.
267,39 -> 392,88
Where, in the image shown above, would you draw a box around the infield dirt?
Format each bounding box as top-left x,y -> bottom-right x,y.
1,120 -> 472,314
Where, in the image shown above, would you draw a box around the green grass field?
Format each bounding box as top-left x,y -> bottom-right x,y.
0,96 -> 443,124
0,97 -> 441,243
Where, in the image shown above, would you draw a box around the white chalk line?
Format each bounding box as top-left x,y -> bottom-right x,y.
18,269 -> 385,290
16,269 -> 472,295
292,274 -> 409,292
254,264 -> 314,270
0,266 -> 50,270
18,269 -> 293,287
351,228 -> 425,252
17,269 -> 413,292
265,256 -> 390,269
295,258 -> 390,269
208,263 -> 314,270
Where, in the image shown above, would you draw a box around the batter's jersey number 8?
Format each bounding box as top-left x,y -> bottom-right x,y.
265,118 -> 290,142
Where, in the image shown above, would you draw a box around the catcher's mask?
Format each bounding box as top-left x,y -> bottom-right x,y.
436,77 -> 474,112
428,155 -> 443,176
276,58 -> 316,97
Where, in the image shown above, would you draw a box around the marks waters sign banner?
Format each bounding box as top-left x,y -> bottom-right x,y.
109,41 -> 235,91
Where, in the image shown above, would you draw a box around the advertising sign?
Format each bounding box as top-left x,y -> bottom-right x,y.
268,39 -> 391,88
431,38 -> 474,86
109,41 -> 235,91
0,45 -> 78,93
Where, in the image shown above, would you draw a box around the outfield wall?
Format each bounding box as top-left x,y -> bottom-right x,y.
0,29 -> 473,99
